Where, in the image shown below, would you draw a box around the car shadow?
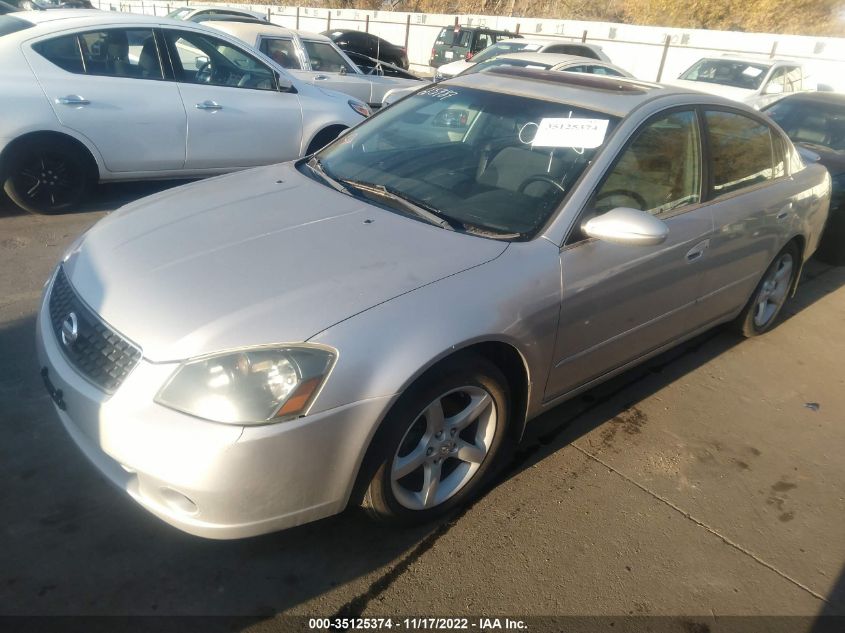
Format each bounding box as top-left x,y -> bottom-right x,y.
0,258 -> 842,625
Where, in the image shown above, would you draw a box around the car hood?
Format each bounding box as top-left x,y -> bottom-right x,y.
438,59 -> 472,77
666,79 -> 755,102
63,163 -> 507,362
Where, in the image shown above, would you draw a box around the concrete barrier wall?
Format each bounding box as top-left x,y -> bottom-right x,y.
99,0 -> 845,91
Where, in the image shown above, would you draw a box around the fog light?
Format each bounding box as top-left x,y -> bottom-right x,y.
160,487 -> 198,515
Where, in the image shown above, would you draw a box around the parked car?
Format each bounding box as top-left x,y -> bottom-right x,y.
763,92 -> 845,265
0,1 -> 20,13
323,28 -> 408,69
166,6 -> 268,23
209,20 -> 421,108
434,37 -> 610,81
343,50 -> 421,80
37,69 -> 829,539
381,52 -> 633,107
429,24 -> 519,68
668,56 -> 809,110
0,11 -> 368,214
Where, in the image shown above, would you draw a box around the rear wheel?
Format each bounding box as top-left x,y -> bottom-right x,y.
734,243 -> 799,337
3,139 -> 92,214
363,355 -> 510,524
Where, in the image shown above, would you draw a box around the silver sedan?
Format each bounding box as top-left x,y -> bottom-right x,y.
37,70 -> 831,538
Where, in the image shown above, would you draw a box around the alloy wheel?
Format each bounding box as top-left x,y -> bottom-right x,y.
753,252 -> 793,328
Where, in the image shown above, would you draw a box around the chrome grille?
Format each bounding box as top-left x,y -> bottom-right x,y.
48,267 -> 141,393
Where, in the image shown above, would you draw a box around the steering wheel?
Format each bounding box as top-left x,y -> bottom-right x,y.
595,189 -> 648,210
196,60 -> 213,84
517,175 -> 566,194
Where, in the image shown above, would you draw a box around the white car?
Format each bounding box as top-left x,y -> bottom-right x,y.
0,11 -> 368,213
209,21 -> 422,108
434,37 -> 611,81
165,6 -> 269,23
668,56 -> 810,110
382,52 -> 632,107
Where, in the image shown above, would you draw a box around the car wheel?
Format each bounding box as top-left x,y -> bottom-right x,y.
735,242 -> 799,337
3,139 -> 92,214
363,355 -> 510,524
814,209 -> 845,266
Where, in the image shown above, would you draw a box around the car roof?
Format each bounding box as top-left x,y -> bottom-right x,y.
11,8 -> 178,27
207,19 -> 326,42
447,67 -> 702,118
769,92 -> 845,107
492,52 -> 598,65
495,37 -> 603,50
703,55 -> 803,67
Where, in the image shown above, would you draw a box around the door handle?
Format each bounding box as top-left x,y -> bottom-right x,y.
314,75 -> 329,81
195,100 -> 223,111
56,95 -> 90,106
686,239 -> 710,263
776,202 -> 793,221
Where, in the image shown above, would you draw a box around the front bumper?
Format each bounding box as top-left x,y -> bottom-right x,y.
36,289 -> 391,539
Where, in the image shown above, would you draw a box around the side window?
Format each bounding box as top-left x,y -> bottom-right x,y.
591,65 -> 625,77
593,110 -> 701,216
705,110 -> 779,196
165,30 -> 277,90
259,37 -> 302,69
473,32 -> 492,52
78,29 -> 163,79
766,67 -> 786,94
784,66 -> 802,92
301,39 -> 355,73
33,34 -> 84,74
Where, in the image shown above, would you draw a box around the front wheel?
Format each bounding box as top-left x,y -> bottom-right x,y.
734,243 -> 799,337
3,139 -> 91,214
363,355 -> 510,524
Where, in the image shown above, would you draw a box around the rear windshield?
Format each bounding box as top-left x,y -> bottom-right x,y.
471,41 -> 537,63
680,59 -> 770,90
0,15 -> 34,37
464,57 -> 552,76
435,27 -> 472,48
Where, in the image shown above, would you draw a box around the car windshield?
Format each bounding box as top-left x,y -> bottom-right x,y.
463,57 -> 552,76
680,59 -> 770,90
315,86 -> 619,239
470,41 -> 536,63
435,27 -> 472,48
765,99 -> 845,153
0,15 -> 34,36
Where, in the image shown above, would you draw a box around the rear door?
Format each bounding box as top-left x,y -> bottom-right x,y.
25,26 -> 187,172
694,108 -> 793,324
162,27 -> 303,169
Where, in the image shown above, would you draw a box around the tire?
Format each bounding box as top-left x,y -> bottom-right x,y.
363,354 -> 510,525
734,242 -> 800,337
814,207 -> 845,266
305,127 -> 346,156
2,138 -> 92,215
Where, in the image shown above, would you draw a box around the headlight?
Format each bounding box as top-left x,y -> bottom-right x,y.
348,99 -> 372,117
155,346 -> 335,425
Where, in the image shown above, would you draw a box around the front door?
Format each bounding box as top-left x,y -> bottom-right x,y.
25,27 -> 187,172
545,109 -> 714,400
294,38 -> 372,104
163,28 -> 303,170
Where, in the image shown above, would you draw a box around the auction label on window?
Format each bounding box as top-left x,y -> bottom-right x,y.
533,118 -> 609,148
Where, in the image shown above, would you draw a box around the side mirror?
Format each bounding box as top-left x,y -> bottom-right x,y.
339,66 -> 348,76
764,82 -> 784,95
195,55 -> 210,70
432,108 -> 469,129
582,207 -> 669,246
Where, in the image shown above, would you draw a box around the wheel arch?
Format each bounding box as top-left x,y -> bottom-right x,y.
346,337 -> 531,508
0,130 -> 100,182
303,124 -> 349,156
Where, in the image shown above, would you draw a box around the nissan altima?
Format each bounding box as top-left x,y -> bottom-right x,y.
36,69 -> 830,539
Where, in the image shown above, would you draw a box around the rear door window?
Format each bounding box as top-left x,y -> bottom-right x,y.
259,37 -> 301,69
301,39 -> 355,73
705,110 -> 782,195
78,29 -> 163,79
33,34 -> 84,73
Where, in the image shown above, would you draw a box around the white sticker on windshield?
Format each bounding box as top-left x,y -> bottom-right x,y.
532,118 -> 609,149
742,66 -> 763,77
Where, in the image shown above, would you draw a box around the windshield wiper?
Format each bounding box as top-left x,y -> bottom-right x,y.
306,156 -> 351,195
338,180 -> 459,231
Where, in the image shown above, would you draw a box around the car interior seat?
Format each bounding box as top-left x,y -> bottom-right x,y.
137,38 -> 160,78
